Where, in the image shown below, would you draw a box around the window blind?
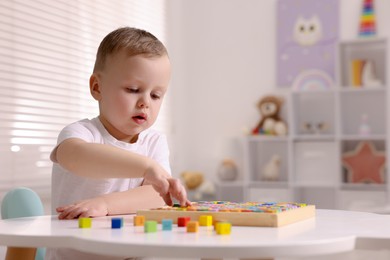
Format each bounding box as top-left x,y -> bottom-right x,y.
0,0 -> 168,199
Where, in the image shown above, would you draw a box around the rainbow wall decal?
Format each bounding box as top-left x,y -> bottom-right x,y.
292,69 -> 334,91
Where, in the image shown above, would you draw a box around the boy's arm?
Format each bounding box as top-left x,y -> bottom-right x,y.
56,185 -> 164,219
55,138 -> 190,206
56,138 -> 154,179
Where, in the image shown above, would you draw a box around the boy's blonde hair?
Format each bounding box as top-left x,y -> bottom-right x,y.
93,27 -> 168,72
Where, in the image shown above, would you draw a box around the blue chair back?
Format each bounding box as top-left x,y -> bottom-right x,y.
1,187 -> 46,260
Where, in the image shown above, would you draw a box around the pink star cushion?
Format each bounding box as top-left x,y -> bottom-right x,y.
342,141 -> 385,184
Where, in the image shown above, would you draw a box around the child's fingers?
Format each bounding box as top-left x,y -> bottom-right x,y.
68,207 -> 88,219
57,204 -> 75,218
79,210 -> 92,218
167,178 -> 190,206
56,207 -> 64,213
58,209 -> 72,219
175,187 -> 187,206
178,190 -> 190,207
153,177 -> 190,207
56,205 -> 72,213
160,193 -> 173,206
58,206 -> 75,219
59,206 -> 86,219
58,207 -> 75,219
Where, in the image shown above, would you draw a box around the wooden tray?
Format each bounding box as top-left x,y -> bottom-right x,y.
137,202 -> 316,227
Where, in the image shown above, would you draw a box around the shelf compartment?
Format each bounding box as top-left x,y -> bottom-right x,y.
339,38 -> 387,87
291,91 -> 336,136
339,90 -> 386,136
341,140 -> 386,185
293,141 -> 339,186
245,139 -> 288,183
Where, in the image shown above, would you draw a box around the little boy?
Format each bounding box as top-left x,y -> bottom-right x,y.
46,27 -> 190,259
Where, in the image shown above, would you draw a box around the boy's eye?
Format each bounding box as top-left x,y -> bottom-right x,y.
151,93 -> 161,99
127,88 -> 138,93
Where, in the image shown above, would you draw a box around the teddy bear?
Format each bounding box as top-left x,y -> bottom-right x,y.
180,171 -> 216,201
181,171 -> 204,190
252,95 -> 288,136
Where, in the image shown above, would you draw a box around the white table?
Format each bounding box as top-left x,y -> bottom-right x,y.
0,209 -> 390,259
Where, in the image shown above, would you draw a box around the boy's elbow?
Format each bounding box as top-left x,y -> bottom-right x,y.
56,139 -> 85,172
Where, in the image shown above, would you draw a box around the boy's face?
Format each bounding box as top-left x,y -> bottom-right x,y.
90,50 -> 171,143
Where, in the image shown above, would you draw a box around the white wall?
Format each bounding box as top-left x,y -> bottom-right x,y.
166,0 -> 390,183
166,0 -> 277,180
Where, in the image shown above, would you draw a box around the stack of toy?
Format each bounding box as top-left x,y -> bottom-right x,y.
359,0 -> 376,37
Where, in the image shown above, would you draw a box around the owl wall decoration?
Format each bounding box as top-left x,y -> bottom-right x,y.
276,0 -> 339,88
293,15 -> 323,46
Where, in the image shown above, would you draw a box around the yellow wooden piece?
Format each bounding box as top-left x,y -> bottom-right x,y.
134,215 -> 145,226
216,222 -> 231,235
213,219 -> 226,230
186,221 -> 199,233
78,217 -> 92,228
199,215 -> 213,226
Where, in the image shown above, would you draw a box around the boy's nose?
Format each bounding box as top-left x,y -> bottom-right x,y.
137,97 -> 150,108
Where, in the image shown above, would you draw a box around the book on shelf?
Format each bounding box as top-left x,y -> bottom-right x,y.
350,59 -> 382,88
350,59 -> 365,87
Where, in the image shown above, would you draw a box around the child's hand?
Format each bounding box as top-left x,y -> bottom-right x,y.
56,197 -> 109,219
144,162 -> 191,207
162,178 -> 192,207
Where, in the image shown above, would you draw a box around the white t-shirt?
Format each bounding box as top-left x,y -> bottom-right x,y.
46,117 -> 171,260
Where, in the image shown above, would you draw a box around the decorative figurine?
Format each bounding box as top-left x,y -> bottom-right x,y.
260,155 -> 281,181
359,113 -> 371,136
218,159 -> 238,181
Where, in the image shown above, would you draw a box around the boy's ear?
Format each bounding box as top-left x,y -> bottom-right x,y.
89,73 -> 102,101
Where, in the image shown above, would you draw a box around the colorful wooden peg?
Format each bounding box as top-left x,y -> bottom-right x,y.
134,215 -> 145,226
216,222 -> 231,235
144,220 -> 157,233
177,217 -> 190,227
111,217 -> 123,229
199,215 -> 213,226
186,221 -> 199,233
78,217 -> 92,228
162,219 -> 173,231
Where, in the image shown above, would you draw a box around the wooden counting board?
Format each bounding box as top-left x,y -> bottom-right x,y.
137,201 -> 316,227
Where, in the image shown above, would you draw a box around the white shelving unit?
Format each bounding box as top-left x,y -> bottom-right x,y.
336,38 -> 388,211
217,38 -> 388,211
